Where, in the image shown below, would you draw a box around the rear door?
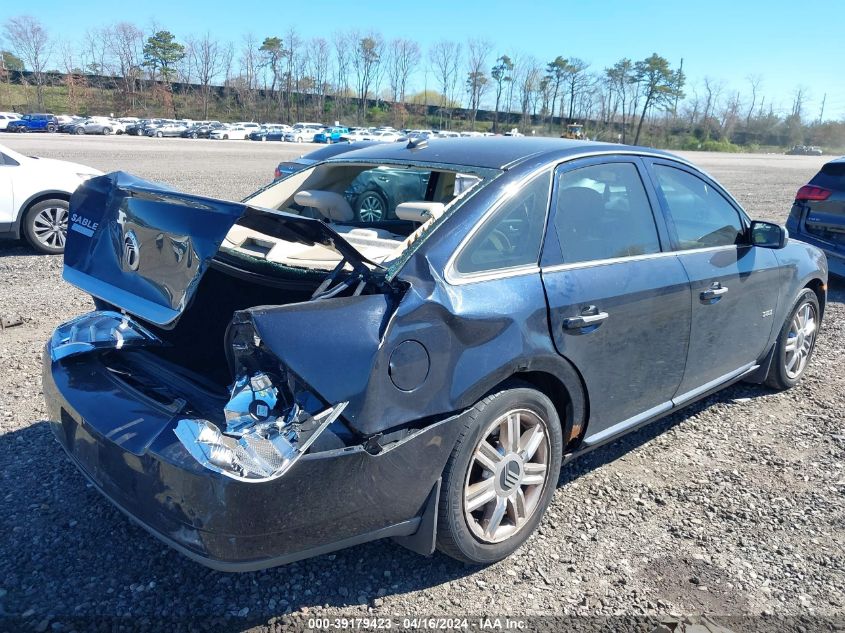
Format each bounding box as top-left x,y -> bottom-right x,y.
541,156 -> 691,444
643,159 -> 780,399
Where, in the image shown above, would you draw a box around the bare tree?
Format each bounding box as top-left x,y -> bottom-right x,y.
308,37 -> 331,121
606,58 -> 635,142
107,22 -> 144,110
515,57 -> 540,131
428,40 -> 462,128
465,39 -> 492,129
350,31 -> 384,124
283,28 -> 302,120
744,74 -> 762,126
59,41 -> 83,113
189,33 -> 220,119
238,32 -> 259,118
332,31 -> 351,119
563,57 -> 589,121
4,15 -> 52,109
386,38 -> 420,104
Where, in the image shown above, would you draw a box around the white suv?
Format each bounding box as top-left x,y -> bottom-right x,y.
0,143 -> 102,253
0,112 -> 21,130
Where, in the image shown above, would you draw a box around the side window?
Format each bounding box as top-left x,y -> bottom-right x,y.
652,165 -> 744,250
454,173 -> 550,274
554,162 -> 660,264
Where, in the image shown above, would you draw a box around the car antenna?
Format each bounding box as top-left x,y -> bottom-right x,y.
407,136 -> 428,150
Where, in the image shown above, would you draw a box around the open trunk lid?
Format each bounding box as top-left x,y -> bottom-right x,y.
64,172 -> 381,327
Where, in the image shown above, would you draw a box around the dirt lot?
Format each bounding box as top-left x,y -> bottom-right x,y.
0,136 -> 842,631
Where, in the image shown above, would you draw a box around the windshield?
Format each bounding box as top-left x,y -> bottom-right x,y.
225,161 -> 495,275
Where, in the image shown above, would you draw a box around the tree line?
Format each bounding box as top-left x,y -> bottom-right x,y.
2,14 -> 843,150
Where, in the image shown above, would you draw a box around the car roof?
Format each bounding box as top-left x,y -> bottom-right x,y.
825,156 -> 845,165
323,136 -> 680,170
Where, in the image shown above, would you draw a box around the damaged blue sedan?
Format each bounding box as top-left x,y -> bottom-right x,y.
44,138 -> 827,570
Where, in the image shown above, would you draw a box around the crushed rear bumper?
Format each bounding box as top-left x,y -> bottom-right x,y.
43,350 -> 462,571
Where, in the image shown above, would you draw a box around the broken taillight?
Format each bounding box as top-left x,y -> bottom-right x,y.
175,373 -> 347,483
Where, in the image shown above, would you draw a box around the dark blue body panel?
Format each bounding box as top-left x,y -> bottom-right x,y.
42,138 -> 829,569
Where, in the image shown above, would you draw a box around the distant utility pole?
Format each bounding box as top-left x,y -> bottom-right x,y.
818,93 -> 826,123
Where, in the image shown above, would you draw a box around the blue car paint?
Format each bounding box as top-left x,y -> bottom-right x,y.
43,138 -> 828,570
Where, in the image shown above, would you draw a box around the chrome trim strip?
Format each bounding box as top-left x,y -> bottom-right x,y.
444,168 -> 553,286
540,245 -> 738,273
583,402 -> 673,446
672,362 -> 758,407
582,361 -> 759,447
443,150 -> 712,286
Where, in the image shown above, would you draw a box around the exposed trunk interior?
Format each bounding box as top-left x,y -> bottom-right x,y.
98,259 -> 327,387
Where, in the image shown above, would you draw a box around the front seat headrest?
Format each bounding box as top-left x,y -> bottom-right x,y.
294,190 -> 354,222
395,202 -> 445,223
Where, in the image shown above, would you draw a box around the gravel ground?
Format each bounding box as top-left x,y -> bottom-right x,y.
0,136 -> 843,632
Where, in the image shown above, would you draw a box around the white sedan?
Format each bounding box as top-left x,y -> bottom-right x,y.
0,143 -> 102,253
210,126 -> 252,140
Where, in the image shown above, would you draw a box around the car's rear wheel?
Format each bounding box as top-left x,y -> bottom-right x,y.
74,127 -> 84,135
103,127 -> 112,135
354,190 -> 388,222
191,132 -> 198,139
436,384 -> 562,564
47,124 -> 57,133
155,131 -> 163,138
765,289 -> 820,390
23,199 -> 69,254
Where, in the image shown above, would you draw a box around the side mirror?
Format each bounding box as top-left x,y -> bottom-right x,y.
750,220 -> 788,249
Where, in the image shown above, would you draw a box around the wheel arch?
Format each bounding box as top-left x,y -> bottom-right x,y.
805,277 -> 826,319
493,358 -> 590,453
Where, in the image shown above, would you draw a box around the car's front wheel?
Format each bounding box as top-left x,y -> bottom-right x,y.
103,127 -> 112,135
436,384 -> 562,564
765,289 -> 820,390
23,198 -> 69,254
74,127 -> 84,135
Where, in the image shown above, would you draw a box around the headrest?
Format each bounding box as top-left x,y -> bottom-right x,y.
293,190 -> 354,222
395,202 -> 446,223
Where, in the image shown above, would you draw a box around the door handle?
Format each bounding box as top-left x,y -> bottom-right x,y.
700,283 -> 729,303
562,308 -> 609,330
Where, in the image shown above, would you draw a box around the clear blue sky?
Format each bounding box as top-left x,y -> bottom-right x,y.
6,0 -> 844,119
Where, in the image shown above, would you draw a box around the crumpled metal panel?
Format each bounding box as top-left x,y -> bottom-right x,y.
63,172 -> 380,328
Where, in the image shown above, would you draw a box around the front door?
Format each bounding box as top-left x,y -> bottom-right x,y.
541,157 -> 691,444
644,160 -> 780,399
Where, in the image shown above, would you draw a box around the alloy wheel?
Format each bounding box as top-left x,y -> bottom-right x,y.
784,301 -> 817,379
32,205 -> 68,250
463,408 -> 551,544
357,194 -> 386,222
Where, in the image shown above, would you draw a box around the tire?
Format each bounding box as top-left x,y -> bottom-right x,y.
47,124 -> 57,133
22,198 -> 70,255
191,132 -> 198,139
296,136 -> 303,143
103,127 -> 112,135
354,190 -> 388,222
223,134 -> 228,140
764,288 -> 820,390
156,131 -> 163,138
436,384 -> 562,564
74,127 -> 84,135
